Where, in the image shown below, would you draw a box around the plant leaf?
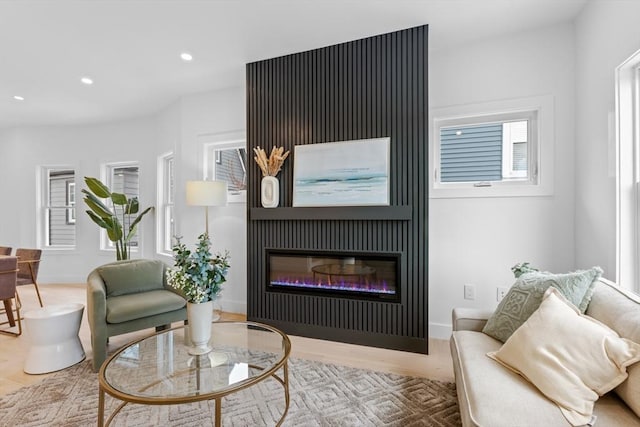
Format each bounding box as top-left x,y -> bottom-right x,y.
126,198 -> 140,215
106,218 -> 123,242
111,193 -> 127,205
128,206 -> 152,231
84,177 -> 111,198
83,195 -> 113,219
124,224 -> 137,242
86,211 -> 108,229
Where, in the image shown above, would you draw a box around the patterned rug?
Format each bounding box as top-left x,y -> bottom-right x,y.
0,358 -> 461,426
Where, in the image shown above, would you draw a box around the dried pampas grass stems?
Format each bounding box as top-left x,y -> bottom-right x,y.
253,146 -> 290,177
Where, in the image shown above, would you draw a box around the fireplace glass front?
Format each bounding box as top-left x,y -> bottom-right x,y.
267,250 -> 400,302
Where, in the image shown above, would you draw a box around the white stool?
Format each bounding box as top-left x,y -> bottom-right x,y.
23,303 -> 86,374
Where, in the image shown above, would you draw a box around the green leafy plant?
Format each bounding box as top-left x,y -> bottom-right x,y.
82,176 -> 153,260
511,262 -> 539,278
167,234 -> 230,303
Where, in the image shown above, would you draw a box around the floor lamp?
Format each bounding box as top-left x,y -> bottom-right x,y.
186,180 -> 228,237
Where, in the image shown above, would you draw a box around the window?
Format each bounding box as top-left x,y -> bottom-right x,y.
430,96 -> 553,198
201,130 -> 247,203
615,49 -> 640,294
66,181 -> 76,224
157,152 -> 175,255
101,162 -> 140,251
40,167 -> 76,248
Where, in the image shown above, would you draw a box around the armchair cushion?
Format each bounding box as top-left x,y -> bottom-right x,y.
106,289 -> 186,324
97,259 -> 165,297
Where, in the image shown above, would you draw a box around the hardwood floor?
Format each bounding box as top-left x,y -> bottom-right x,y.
0,283 -> 453,396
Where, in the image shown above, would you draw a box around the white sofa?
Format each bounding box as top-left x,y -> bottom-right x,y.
450,278 -> 640,426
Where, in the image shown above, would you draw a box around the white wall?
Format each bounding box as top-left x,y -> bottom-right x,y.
0,87 -> 248,314
428,23 -> 577,338
173,86 -> 248,315
0,117 -> 158,282
574,0 -> 640,278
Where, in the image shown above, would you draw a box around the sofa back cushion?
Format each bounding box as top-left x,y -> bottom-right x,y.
97,259 -> 165,297
587,279 -> 640,417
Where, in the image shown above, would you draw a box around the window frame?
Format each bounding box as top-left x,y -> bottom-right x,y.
615,48 -> 640,294
100,161 -> 141,253
200,130 -> 247,204
501,121 -> 529,180
66,181 -> 76,224
430,95 -> 554,198
37,165 -> 77,250
156,152 -> 174,257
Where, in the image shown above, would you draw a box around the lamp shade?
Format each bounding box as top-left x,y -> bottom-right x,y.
186,180 -> 228,207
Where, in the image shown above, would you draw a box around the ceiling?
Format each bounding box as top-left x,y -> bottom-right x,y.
0,0 -> 587,130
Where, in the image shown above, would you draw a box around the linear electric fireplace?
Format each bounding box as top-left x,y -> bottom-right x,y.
266,249 -> 400,302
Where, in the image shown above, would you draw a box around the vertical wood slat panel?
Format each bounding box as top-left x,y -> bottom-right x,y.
246,26 -> 428,353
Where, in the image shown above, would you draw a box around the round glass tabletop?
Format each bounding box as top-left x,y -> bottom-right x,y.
100,321 -> 291,403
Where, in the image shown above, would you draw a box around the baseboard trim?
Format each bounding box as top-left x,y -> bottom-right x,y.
429,322 -> 452,340
248,316 -> 429,354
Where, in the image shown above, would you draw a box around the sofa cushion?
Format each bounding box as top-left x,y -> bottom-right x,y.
98,259 -> 165,297
451,330 -> 572,426
106,289 -> 186,323
488,288 -> 640,426
451,330 -> 640,427
588,280 -> 640,418
482,266 -> 602,342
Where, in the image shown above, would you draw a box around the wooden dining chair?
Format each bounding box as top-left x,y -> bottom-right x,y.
15,248 -> 43,307
0,247 -> 11,255
0,256 -> 21,336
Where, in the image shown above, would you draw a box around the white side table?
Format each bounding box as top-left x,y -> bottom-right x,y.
23,303 -> 86,374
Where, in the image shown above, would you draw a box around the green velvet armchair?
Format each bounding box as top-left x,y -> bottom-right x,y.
86,259 -> 187,372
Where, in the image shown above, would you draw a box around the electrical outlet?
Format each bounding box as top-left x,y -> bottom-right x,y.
464,284 -> 476,300
497,287 -> 509,302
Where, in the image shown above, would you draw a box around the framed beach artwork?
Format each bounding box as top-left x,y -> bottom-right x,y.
293,137 -> 390,207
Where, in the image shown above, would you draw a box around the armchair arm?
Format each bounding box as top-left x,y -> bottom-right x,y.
87,270 -> 107,332
452,307 -> 494,332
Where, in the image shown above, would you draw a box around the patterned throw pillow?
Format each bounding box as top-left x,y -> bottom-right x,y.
482,266 -> 603,343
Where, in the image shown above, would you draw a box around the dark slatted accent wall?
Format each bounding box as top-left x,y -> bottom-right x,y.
246,25 -> 428,353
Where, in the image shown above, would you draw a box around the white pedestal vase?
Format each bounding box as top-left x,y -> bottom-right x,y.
186,300 -> 214,355
261,176 -> 279,208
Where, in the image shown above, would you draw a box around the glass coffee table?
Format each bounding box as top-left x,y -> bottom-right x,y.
98,321 -> 291,427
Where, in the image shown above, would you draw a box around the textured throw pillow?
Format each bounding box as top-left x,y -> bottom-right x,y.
488,288 -> 640,427
482,266 -> 602,342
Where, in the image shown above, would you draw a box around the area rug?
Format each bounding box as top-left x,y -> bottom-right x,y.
0,358 -> 461,426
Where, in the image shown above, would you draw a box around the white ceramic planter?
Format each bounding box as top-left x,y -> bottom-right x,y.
186,300 -> 214,355
261,176 -> 279,208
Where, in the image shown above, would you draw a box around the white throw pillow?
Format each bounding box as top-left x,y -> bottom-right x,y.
487,287 -> 640,426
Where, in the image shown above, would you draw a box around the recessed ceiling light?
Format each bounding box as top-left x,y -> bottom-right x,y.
13,95 -> 25,101
180,52 -> 193,62
81,77 -> 94,85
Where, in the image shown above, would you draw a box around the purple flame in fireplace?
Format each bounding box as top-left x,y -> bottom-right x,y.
271,275 -> 395,295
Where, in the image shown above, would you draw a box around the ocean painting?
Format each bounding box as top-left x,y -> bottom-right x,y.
293,137 -> 390,207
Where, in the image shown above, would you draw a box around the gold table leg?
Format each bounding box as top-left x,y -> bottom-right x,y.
98,387 -> 105,427
215,397 -> 222,427
276,360 -> 290,427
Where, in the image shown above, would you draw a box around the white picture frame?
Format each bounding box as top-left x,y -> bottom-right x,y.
292,137 -> 391,207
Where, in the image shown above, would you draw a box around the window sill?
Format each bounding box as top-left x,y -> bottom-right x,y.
430,182 -> 553,199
